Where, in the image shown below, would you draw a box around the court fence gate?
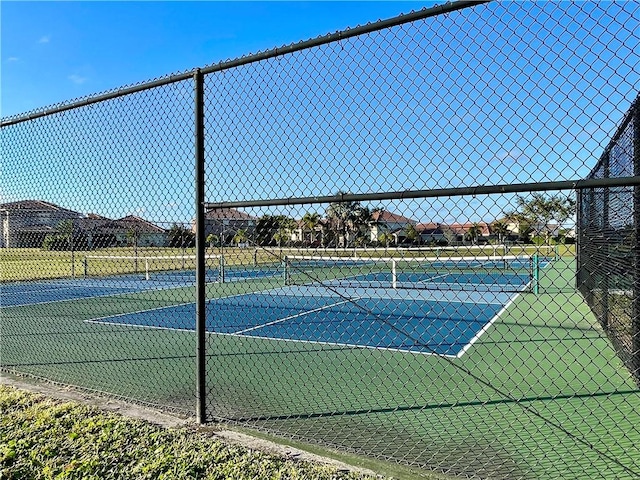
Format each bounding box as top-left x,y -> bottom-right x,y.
2,2 -> 640,479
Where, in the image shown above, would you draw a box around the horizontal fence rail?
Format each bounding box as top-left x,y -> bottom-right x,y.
2,2 -> 640,479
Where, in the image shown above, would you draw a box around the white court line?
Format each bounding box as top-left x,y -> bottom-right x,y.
81,281 -> 530,359
2,284 -> 158,308
455,281 -> 531,358
220,330 -> 460,358
5,281 -> 130,295
232,298 -> 358,335
83,288 -> 299,326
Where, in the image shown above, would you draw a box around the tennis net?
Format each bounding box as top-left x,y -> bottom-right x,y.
83,254 -> 222,283
283,254 -> 539,292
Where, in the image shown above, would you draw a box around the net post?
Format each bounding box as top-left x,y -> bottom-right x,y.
83,256 -> 88,277
283,255 -> 289,286
391,259 -> 397,289
532,254 -> 539,295
602,149 -> 610,330
145,258 -> 150,281
253,248 -> 258,267
219,254 -> 225,283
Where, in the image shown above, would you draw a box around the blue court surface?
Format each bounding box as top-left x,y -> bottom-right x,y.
4,260 -> 537,356
86,286 -> 520,357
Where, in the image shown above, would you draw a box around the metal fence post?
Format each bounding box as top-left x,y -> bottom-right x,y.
194,68 -> 207,423
633,101 -> 640,379
576,189 -> 582,291
602,152 -> 610,330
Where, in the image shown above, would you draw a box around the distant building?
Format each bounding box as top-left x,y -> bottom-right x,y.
290,218 -> 326,247
445,222 -> 491,244
0,200 -> 82,248
416,222 -> 447,244
369,210 -> 417,244
194,208 -> 257,245
0,200 -> 168,249
111,215 -> 168,247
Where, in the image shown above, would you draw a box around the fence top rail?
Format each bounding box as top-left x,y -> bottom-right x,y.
204,176 -> 640,210
0,0 -> 487,127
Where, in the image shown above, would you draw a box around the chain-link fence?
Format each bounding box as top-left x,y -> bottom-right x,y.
2,2 -> 640,479
577,96 -> 639,383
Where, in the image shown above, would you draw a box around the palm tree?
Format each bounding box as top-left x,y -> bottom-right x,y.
326,193 -> 362,247
404,224 -> 420,246
301,212 -> 321,246
465,223 -> 483,245
273,218 -> 296,248
232,229 -> 248,247
490,220 -> 509,244
206,233 -> 219,248
379,231 -> 395,248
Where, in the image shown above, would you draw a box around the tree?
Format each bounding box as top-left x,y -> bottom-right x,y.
325,192 -> 371,247
504,211 -> 534,243
490,220 -> 510,244
206,234 -> 219,248
465,223 -> 483,245
168,224 -> 195,248
378,231 -> 395,248
509,193 -> 576,244
256,215 -> 295,247
404,224 -> 420,245
42,220 -> 76,253
232,229 -> 248,247
57,220 -> 74,246
301,212 -> 321,246
272,218 -> 296,248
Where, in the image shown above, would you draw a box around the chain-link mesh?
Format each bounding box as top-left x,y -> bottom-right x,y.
2,2 -> 640,479
1,80 -> 198,414
577,97 -> 639,383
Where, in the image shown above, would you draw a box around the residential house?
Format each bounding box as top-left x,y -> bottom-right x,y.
290,218 -> 326,247
0,200 -> 82,248
78,214 -> 168,248
416,222 -> 447,244
1,200 -> 170,249
445,222 -> 491,244
112,215 -> 168,247
78,214 -> 118,249
195,208 -> 257,246
369,210 -> 417,244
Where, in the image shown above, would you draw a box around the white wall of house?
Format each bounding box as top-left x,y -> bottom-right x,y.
114,232 -> 168,247
1,209 -> 81,248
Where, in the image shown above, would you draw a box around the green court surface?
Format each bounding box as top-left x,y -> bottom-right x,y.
2,257 -> 639,479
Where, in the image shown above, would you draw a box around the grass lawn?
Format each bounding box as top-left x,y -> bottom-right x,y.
0,385 -> 378,480
0,244 -> 571,282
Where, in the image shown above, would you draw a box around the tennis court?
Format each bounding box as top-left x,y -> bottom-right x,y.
4,254 -> 640,479
4,254 -> 544,358
0,260 -> 280,307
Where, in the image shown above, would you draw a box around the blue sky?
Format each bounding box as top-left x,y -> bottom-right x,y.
2,1 -> 432,117
2,2 -> 639,226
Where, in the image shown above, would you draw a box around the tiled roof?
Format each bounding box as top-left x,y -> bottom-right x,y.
204,208 -> 256,221
0,200 -> 81,215
371,210 -> 416,224
115,215 -> 166,233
